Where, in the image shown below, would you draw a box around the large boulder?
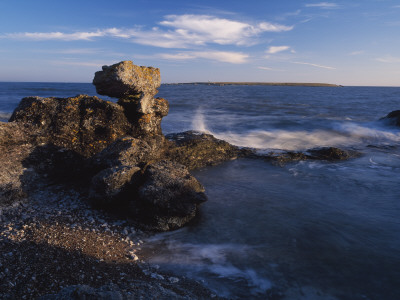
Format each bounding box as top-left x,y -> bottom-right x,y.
93,61 -> 161,99
135,160 -> 207,231
93,61 -> 169,136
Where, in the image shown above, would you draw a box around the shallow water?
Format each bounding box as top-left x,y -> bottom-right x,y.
2,83 -> 400,299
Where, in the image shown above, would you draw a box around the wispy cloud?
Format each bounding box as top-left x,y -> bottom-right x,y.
376,56 -> 400,63
292,61 -> 336,69
1,14 -> 294,49
159,50 -> 249,64
266,46 -> 291,54
305,2 -> 339,9
258,66 -> 284,71
51,60 -> 112,67
3,30 -> 108,41
349,50 -> 364,56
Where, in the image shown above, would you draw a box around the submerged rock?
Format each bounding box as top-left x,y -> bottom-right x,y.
259,146 -> 361,164
380,110 -> 400,126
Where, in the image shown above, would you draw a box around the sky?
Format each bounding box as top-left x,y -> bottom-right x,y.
0,0 -> 399,86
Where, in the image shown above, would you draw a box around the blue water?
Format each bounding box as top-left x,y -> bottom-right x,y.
1,83 -> 400,299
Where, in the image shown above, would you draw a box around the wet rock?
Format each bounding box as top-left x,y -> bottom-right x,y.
258,147 -> 361,164
306,147 -> 359,160
165,131 -> 244,169
135,160 -> 207,231
380,110 -> 400,126
9,95 -> 133,157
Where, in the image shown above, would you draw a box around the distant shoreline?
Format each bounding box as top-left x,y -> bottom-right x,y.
167,82 -> 342,87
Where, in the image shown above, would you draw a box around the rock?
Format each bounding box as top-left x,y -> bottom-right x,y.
380,110 -> 400,126
93,61 -> 169,136
165,131 -> 243,169
89,165 -> 141,207
135,160 -> 207,231
9,95 -> 133,157
258,147 -> 361,164
89,136 -> 163,171
306,147 -> 358,160
93,61 -> 161,99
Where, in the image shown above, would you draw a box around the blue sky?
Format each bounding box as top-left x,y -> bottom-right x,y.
0,0 -> 399,85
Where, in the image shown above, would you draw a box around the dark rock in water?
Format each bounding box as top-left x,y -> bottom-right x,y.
9,95 -> 133,157
307,147 -> 358,160
257,147 -> 361,165
380,110 -> 400,126
135,160 -> 207,231
165,130 -> 243,169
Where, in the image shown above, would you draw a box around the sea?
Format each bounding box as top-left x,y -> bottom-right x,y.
1,82 -> 400,299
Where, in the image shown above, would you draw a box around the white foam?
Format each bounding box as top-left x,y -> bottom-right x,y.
213,122 -> 400,151
192,108 -> 211,133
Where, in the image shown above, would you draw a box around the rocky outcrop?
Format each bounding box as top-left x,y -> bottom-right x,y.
165,131 -> 246,169
9,95 -> 133,157
381,110 -> 400,126
0,61 -> 210,231
93,61 -> 169,136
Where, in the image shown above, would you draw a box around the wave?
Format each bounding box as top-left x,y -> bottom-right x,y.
191,109 -> 400,151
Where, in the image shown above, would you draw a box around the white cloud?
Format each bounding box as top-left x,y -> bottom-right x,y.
4,30 -> 107,41
292,61 -> 336,69
376,56 -> 400,63
1,14 -> 293,49
266,46 -> 291,54
305,2 -> 339,9
159,51 -> 249,64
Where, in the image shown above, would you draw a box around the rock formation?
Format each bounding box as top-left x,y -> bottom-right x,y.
0,61 -> 205,231
93,61 -> 168,136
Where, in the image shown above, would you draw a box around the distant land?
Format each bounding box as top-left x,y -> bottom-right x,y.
167,82 -> 342,87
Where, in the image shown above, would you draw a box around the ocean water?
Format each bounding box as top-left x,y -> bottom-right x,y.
1,83 -> 400,299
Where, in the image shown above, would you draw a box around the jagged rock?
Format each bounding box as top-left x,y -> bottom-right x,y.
89,165 -> 141,207
165,131 -> 244,169
93,61 -> 169,136
135,160 -> 207,231
381,110 -> 400,126
9,95 -> 133,157
89,136 -> 162,171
